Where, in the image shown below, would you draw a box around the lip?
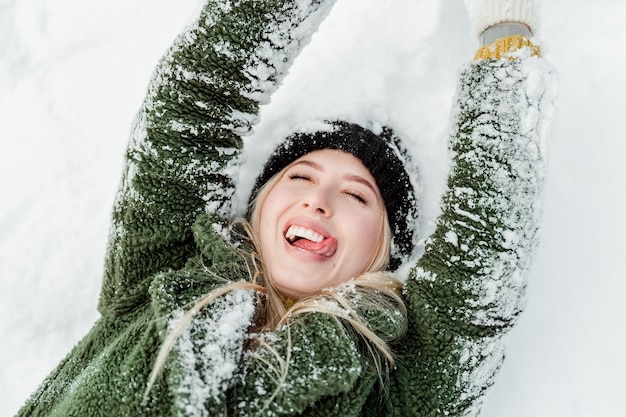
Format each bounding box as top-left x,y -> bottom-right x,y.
282,216 -> 336,261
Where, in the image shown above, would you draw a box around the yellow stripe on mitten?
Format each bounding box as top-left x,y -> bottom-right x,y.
474,35 -> 541,60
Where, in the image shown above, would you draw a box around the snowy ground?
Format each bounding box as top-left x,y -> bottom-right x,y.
1,0 -> 625,416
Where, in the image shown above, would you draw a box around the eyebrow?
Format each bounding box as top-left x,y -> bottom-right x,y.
290,160 -> 380,198
344,174 -> 379,197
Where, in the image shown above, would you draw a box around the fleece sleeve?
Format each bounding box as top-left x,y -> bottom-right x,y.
389,38 -> 556,416
98,0 -> 337,316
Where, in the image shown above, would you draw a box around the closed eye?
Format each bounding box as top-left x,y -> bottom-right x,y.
345,190 -> 368,205
288,172 -> 312,181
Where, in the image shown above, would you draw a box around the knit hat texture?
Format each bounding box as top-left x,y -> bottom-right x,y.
249,121 -> 419,271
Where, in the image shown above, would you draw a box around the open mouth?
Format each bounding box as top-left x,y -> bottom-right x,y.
285,225 -> 337,257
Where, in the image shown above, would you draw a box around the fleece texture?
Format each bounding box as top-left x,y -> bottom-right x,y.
16,0 -> 555,416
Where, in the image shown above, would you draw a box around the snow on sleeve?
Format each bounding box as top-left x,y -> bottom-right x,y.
234,313 -> 363,416
401,43 -> 556,416
117,0 -> 338,221
241,1 -> 337,106
437,51 -> 555,329
169,288 -> 255,417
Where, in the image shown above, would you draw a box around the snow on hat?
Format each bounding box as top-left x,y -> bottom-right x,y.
248,121 -> 419,271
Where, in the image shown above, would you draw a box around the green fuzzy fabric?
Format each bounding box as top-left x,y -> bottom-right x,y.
16,0 -> 554,416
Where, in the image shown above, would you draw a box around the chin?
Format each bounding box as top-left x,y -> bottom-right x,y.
270,274 -> 327,300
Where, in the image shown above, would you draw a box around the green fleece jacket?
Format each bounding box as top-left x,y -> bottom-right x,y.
16,1 -> 555,416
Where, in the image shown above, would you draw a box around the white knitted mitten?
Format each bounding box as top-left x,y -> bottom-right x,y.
464,0 -> 539,38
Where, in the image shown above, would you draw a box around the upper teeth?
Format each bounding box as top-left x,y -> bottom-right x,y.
285,225 -> 324,243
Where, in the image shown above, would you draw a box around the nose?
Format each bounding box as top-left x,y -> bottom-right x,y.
302,189 -> 332,217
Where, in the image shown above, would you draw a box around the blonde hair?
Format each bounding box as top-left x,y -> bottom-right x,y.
145,164 -> 407,399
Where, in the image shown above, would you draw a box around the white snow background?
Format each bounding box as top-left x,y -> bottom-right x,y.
1,0 -> 624,416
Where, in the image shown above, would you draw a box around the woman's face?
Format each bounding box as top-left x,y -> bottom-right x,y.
258,149 -> 386,299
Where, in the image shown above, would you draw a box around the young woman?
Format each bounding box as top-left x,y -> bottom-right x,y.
16,0 -> 555,416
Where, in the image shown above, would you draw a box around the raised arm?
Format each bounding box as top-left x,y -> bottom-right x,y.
99,0 -> 337,316
391,1 -> 556,415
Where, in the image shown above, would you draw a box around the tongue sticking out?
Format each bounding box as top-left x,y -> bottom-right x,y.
292,237 -> 337,257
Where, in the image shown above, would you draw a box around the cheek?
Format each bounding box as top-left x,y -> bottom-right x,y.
257,196 -> 276,252
258,189 -> 282,227
349,212 -> 383,256
261,184 -> 291,217
257,187 -> 291,248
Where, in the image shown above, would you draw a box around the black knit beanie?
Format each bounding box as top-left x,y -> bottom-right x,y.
248,121 -> 419,271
